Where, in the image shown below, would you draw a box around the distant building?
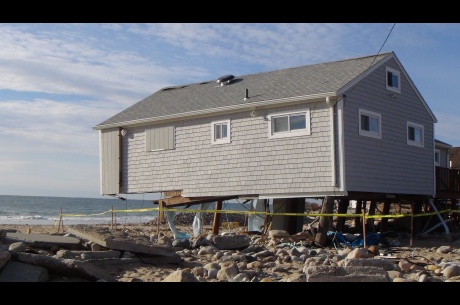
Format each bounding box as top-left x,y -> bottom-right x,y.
450,147 -> 460,169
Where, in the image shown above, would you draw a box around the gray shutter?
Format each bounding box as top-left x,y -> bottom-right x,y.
146,126 -> 174,151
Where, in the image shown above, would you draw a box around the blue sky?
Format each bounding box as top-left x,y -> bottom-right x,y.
1,23 -> 459,199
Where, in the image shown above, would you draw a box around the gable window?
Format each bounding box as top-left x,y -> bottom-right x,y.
407,121 -> 424,147
211,119 -> 231,144
435,149 -> 441,166
358,109 -> 381,139
386,67 -> 401,93
145,126 -> 175,151
268,109 -> 310,139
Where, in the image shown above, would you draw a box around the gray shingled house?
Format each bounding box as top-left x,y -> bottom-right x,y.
93,51 -> 442,236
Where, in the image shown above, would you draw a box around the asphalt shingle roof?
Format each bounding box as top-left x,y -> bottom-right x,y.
95,52 -> 391,128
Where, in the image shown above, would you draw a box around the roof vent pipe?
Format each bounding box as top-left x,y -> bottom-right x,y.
244,89 -> 248,101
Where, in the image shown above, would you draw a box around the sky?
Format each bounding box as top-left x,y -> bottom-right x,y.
1,23 -> 459,199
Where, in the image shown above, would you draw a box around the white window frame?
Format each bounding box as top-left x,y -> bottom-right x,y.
435,149 -> 441,166
407,121 -> 424,147
211,119 -> 231,145
386,67 -> 401,93
358,109 -> 382,139
267,109 -> 310,139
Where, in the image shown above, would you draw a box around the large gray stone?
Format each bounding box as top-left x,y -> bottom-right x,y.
162,269 -> 199,282
4,233 -> 82,250
0,251 -> 12,271
305,265 -> 391,282
341,258 -> 397,271
213,235 -> 250,250
0,261 -> 49,282
16,252 -> 116,282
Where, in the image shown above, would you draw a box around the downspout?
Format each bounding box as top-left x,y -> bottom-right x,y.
98,130 -> 103,195
337,96 -> 346,192
118,127 -> 123,194
326,96 -> 337,187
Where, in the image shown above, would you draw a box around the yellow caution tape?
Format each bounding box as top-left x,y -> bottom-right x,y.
57,206 -> 460,221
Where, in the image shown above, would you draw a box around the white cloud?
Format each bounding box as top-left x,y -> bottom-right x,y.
0,99 -> 112,155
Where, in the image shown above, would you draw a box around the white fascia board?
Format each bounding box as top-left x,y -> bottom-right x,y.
93,92 -> 337,130
337,52 -> 437,123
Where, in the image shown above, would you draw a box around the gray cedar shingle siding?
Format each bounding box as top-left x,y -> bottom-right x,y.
121,102 -> 335,197
342,58 -> 434,195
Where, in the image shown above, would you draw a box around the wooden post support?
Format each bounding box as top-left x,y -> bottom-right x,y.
355,199 -> 363,233
410,202 -> 414,247
380,199 -> 392,233
111,206 -> 114,230
212,200 -> 223,235
315,196 -> 334,246
57,209 -> 63,234
157,201 -> 163,239
336,198 -> 349,233
362,205 -> 367,248
367,200 -> 377,232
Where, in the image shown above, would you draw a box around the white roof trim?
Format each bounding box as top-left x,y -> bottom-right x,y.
338,52 -> 437,123
93,92 -> 336,130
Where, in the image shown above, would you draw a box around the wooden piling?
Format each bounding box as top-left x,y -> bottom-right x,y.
315,196 -> 334,246
212,200 -> 223,235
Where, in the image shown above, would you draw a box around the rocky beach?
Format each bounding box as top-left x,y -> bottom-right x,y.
1,212 -> 460,282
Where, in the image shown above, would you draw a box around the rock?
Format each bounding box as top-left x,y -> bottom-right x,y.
0,251 -> 12,270
217,266 -> 238,281
0,261 -> 49,282
213,235 -> 250,250
8,242 -> 27,254
90,243 -> 102,251
437,246 -> 453,254
162,269 -> 199,282
442,265 -> 460,279
268,230 -> 290,239
346,248 -> 371,259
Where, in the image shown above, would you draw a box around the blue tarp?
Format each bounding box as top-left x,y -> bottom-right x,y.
327,231 -> 382,248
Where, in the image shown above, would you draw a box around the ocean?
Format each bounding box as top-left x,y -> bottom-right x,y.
0,194 -> 252,226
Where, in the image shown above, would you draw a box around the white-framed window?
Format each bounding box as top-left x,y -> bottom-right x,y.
267,109 -> 310,139
358,109 -> 382,139
211,119 -> 231,144
435,149 -> 441,166
386,67 -> 401,93
407,121 -> 424,147
145,126 -> 175,151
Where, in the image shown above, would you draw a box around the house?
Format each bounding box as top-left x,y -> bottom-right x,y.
435,139 -> 451,168
450,147 -> 460,169
93,51 -> 441,236
436,142 -> 460,202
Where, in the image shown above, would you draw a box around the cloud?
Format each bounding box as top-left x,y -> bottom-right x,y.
0,99 -> 112,156
0,24 -> 207,108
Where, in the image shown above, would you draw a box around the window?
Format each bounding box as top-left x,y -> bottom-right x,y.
268,109 -> 310,139
407,121 -> 424,147
435,149 -> 441,166
386,67 -> 401,93
145,126 -> 175,151
358,109 -> 381,139
211,120 -> 231,144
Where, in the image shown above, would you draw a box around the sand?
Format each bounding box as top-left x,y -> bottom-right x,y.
2,217 -> 460,282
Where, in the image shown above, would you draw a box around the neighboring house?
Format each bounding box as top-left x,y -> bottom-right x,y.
450,147 -> 460,169
93,51 -> 438,205
435,139 -> 452,168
